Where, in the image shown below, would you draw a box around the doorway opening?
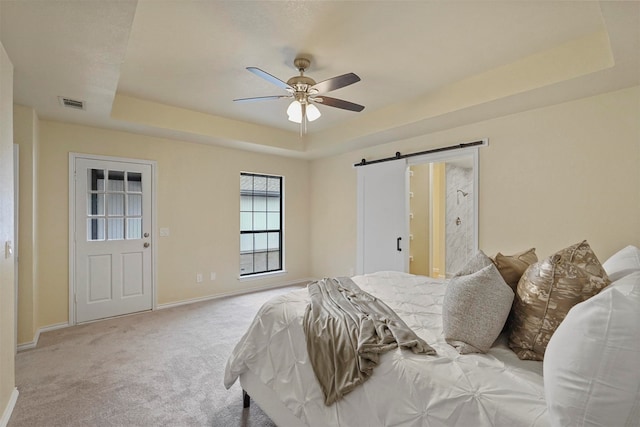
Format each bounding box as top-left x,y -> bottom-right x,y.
409,152 -> 478,278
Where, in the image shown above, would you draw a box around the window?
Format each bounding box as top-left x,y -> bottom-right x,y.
240,173 -> 283,276
87,169 -> 143,241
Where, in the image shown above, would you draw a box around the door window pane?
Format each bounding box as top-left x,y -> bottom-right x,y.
127,172 -> 142,192
128,194 -> 142,216
89,169 -> 105,191
87,218 -> 105,241
127,218 -> 142,239
108,218 -> 125,240
88,194 -> 104,216
108,170 -> 125,191
108,194 -> 125,216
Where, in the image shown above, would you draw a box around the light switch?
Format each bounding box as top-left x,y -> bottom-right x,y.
160,228 -> 170,237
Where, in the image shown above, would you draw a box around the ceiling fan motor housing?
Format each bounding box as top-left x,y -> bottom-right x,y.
287,76 -> 317,100
287,57 -> 318,101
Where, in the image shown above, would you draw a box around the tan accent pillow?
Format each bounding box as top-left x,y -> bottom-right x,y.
508,242 -> 610,361
492,248 -> 538,292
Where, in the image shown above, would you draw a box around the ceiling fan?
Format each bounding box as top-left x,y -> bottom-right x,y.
234,57 -> 364,134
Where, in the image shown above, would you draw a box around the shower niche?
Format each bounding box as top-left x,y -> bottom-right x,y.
409,153 -> 477,278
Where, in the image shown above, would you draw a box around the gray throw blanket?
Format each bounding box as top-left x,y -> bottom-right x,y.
302,277 -> 436,405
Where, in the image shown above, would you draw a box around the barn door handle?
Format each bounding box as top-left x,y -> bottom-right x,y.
397,237 -> 402,252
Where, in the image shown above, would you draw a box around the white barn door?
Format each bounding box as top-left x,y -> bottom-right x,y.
356,160 -> 408,274
72,156 -> 153,323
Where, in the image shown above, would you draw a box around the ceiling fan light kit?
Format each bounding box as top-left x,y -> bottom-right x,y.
234,56 -> 364,135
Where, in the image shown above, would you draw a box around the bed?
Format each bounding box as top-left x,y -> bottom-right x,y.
224,245 -> 640,427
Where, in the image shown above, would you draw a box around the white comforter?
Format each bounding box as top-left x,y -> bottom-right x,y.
224,271 -> 549,426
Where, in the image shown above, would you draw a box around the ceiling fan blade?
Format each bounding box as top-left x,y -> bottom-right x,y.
312,73 -> 361,94
314,96 -> 365,112
233,95 -> 290,103
246,67 -> 292,91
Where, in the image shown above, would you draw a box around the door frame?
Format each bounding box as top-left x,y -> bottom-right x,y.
68,153 -> 158,325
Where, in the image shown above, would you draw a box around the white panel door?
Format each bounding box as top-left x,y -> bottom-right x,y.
74,157 -> 152,323
357,160 -> 408,274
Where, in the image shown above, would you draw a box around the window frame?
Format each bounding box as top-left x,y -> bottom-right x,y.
239,172 -> 284,277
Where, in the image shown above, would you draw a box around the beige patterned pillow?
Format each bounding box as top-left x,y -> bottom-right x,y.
556,240 -> 607,278
492,248 -> 538,292
508,242 -> 610,361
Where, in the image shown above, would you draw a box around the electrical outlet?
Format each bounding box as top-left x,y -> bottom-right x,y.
196,273 -> 203,283
210,272 -> 216,281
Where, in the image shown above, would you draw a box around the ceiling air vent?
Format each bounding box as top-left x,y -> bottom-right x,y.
58,96 -> 85,110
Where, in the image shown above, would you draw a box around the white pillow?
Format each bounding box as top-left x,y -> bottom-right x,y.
544,271 -> 640,427
603,245 -> 640,282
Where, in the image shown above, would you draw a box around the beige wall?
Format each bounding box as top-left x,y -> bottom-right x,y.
409,164 -> 429,276
34,121 -> 310,331
431,163 -> 446,278
0,40 -> 16,422
310,86 -> 640,277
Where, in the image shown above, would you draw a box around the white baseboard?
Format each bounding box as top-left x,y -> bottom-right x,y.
17,322 -> 70,352
0,388 -> 18,427
157,277 -> 314,310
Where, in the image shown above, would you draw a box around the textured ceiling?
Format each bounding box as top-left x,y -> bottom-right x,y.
1,1 -> 638,158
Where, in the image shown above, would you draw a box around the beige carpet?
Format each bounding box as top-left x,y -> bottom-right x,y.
9,284 -> 305,427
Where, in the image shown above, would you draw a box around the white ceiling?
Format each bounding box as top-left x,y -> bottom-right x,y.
1,1 -> 639,159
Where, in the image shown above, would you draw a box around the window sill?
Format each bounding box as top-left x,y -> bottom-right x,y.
238,270 -> 288,282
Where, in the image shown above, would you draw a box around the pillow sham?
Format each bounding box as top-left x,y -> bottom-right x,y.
602,244 -> 640,282
544,271 -> 640,427
443,251 -> 514,354
555,240 -> 607,278
508,241 -> 610,361
491,248 -> 537,292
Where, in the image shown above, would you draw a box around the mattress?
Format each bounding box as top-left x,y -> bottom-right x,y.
224,271 -> 549,426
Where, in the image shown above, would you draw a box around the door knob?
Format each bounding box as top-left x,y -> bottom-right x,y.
143,242 -> 150,248
144,232 -> 150,238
